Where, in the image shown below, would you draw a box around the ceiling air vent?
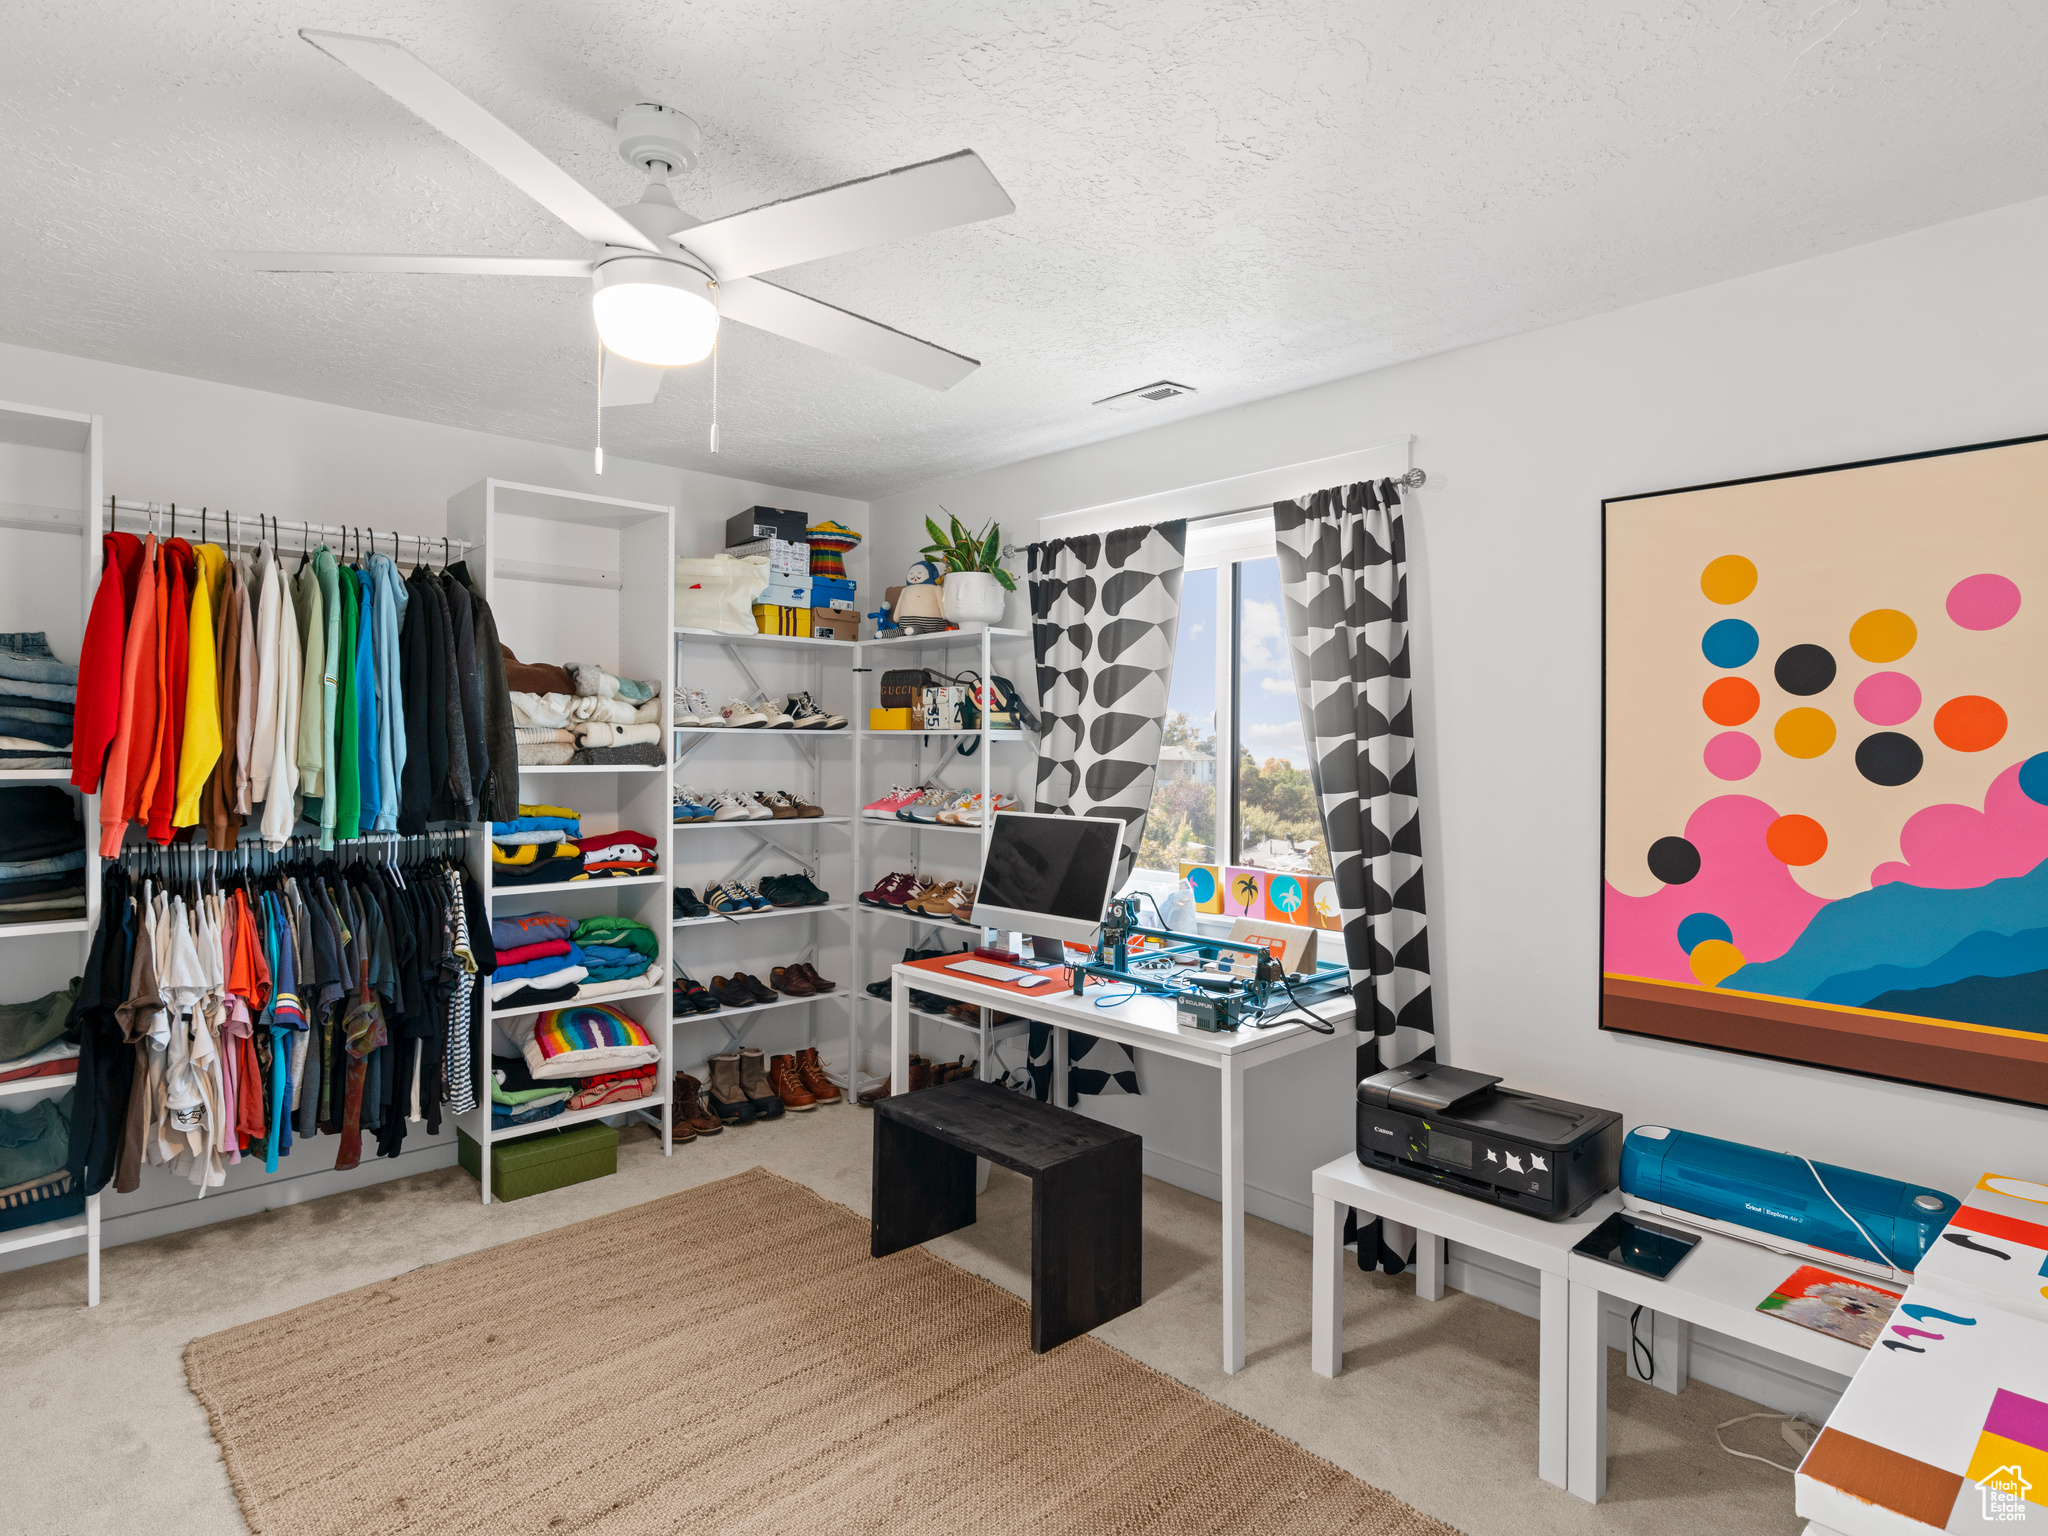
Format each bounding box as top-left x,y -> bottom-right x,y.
1094,380 -> 1198,412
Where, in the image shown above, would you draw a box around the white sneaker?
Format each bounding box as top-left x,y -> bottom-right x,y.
720,698 -> 766,729
716,790 -> 771,821
750,696 -> 794,729
672,690 -> 699,727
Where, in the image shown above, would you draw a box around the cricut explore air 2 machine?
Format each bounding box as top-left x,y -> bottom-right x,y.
1621,1126 -> 1958,1283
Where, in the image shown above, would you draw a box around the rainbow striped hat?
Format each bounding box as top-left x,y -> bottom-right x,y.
808,520 -> 862,579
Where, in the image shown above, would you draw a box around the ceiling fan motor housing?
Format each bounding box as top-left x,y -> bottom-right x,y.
616,103 -> 701,176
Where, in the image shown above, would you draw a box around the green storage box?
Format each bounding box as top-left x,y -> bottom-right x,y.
458,1121 -> 617,1202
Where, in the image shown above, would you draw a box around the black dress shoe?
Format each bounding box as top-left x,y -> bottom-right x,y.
710,974 -> 756,1008
675,974 -> 721,1013
734,971 -> 778,1005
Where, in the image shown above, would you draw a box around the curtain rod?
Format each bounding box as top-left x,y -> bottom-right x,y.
106,497 -> 474,564
1000,466 -> 1427,558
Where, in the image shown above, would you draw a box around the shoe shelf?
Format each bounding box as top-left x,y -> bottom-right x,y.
673,725 -> 851,735
859,903 -> 978,930
859,817 -> 983,835
673,903 -> 850,927
855,728 -> 1027,741
857,993 -> 1034,1038
677,989 -> 851,1026
487,873 -> 665,897
515,763 -> 668,775
672,816 -> 850,829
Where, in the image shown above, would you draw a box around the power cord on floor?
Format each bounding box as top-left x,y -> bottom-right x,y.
1629,1305 -> 1654,1383
1713,1411 -> 1821,1474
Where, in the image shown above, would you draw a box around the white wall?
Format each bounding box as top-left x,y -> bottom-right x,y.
0,341 -> 867,1272
869,194 -> 2048,1407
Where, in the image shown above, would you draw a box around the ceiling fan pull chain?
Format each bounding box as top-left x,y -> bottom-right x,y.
709,294 -> 721,455
594,334 -> 605,475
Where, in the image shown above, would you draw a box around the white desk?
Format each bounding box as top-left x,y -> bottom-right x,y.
1564,1225 -> 1861,1502
1310,1153 -> 1619,1490
891,961 -> 1355,1373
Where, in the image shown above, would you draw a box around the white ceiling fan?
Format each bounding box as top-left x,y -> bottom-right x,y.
228,30 -> 1015,409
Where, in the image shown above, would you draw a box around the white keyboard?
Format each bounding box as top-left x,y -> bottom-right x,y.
945,959 -> 1030,982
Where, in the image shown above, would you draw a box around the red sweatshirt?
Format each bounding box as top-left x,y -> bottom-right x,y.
71,532 -> 144,794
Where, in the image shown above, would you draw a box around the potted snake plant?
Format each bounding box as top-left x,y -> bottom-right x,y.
922,511 -> 1015,632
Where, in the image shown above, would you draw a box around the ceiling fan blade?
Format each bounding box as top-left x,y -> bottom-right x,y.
222,252 -> 593,276
299,30 -> 656,253
677,149 -> 1013,280
601,353 -> 666,407
718,277 -> 979,391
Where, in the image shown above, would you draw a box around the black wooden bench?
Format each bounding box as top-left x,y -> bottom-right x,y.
871,1077 -> 1142,1352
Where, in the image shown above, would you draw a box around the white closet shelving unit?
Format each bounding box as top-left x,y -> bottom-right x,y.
670,627 -> 854,1093
848,627 -> 1036,1091
0,399 -> 103,1303
447,480 -> 675,1202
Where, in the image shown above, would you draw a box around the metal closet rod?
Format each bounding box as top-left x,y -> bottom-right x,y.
105,497 -> 474,561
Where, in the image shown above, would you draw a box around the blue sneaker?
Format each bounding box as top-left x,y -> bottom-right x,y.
673,786 -> 715,822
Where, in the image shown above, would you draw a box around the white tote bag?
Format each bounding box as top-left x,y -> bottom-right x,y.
675,555 -> 770,633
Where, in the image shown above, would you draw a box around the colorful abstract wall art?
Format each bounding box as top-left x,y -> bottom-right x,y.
1603,435 -> 2048,1106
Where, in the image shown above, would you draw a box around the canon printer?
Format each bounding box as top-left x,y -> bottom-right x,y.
1357,1063 -> 1623,1220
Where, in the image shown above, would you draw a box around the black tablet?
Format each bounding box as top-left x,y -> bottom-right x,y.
1572,1211 -> 1700,1279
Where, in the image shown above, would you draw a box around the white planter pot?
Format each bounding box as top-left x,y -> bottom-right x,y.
941,570 -> 1006,631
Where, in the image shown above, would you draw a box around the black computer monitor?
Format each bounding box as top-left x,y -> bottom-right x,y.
969,811 -> 1124,944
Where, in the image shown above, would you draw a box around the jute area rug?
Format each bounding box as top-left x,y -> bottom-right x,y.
186,1166 -> 1458,1536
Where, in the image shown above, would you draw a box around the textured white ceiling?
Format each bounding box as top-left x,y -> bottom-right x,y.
4,2 -> 2046,499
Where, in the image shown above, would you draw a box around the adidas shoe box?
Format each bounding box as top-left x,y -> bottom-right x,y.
811,576 -> 856,612
726,506 -> 808,545
726,535 -> 811,581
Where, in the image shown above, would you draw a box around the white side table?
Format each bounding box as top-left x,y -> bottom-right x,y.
1565,1227 -> 1862,1501
1311,1154 -> 1618,1490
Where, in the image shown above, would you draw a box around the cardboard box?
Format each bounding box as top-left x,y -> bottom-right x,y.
869,707 -> 914,731
726,506 -> 808,546
810,608 -> 861,642
1226,917 -> 1318,975
726,536 -> 811,580
458,1122 -> 617,1202
752,604 -> 811,637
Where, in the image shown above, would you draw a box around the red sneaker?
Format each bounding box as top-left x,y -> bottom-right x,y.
859,870 -> 915,907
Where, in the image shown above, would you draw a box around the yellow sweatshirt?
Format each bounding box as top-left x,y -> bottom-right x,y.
173,543 -> 226,826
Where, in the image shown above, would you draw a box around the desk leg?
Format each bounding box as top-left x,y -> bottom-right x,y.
1221,1054 -> 1246,1375
1050,1025 -> 1068,1108
890,979 -> 910,1096
1312,1191 -> 1343,1377
1538,1271 -> 1568,1489
1626,1310 -> 1689,1394
1567,1280 -> 1608,1503
1414,1231 -> 1445,1301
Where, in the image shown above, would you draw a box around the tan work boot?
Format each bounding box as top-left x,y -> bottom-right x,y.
795,1045 -> 842,1103
769,1053 -> 817,1111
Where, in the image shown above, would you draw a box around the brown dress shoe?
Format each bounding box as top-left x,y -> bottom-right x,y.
674,1072 -> 723,1136
770,1053 -> 817,1111
795,1046 -> 842,1103
770,964 -> 816,997
795,961 -> 836,992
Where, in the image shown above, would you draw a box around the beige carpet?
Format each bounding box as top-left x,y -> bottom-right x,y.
183,1166 -> 1459,1536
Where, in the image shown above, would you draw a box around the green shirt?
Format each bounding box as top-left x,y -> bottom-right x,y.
334,563 -> 361,840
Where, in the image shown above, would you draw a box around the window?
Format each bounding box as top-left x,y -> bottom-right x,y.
1134,514 -> 1330,885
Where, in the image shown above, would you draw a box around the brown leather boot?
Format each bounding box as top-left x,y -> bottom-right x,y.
769,1053 -> 817,1111
707,1052 -> 756,1125
738,1047 -> 785,1119
856,1054 -> 929,1106
795,1045 -> 842,1104
674,1071 -> 723,1136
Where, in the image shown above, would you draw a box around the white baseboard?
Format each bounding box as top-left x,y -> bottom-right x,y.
0,1137 -> 461,1276
1135,1147 -> 1849,1421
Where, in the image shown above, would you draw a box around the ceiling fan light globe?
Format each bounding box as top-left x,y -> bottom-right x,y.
591,256 -> 718,367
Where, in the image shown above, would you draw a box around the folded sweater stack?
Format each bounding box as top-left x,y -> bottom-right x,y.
486,912 -> 662,1009
506,661 -> 661,765
490,803 -> 584,886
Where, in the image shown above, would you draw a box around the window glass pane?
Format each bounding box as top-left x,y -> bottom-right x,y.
1135,566 -> 1217,877
1235,556 -> 1331,876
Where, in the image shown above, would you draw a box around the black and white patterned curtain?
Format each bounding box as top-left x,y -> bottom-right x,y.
1022,520 -> 1187,1103
1273,480 -> 1435,1272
